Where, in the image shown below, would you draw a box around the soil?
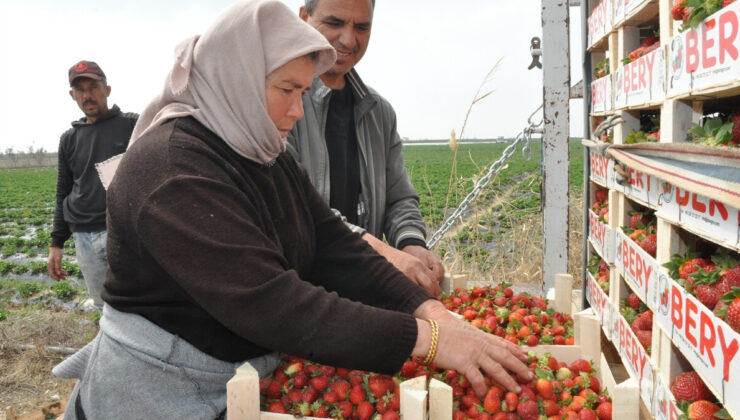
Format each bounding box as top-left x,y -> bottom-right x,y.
0,306 -> 97,420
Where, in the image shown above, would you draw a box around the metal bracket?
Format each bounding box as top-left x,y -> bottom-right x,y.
528,37 -> 542,70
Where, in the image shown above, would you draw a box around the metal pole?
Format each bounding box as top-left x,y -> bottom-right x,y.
541,0 -> 571,295
581,0 -> 593,311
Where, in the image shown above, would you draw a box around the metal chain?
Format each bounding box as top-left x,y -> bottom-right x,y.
427,104 -> 543,249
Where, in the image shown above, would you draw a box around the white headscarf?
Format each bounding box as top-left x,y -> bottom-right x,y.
97,0 -> 336,187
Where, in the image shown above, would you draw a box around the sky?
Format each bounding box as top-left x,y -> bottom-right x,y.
0,0 -> 585,153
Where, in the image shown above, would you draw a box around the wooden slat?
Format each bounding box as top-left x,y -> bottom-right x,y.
428,379 -> 452,420
554,273 -> 573,315
400,376 -> 427,420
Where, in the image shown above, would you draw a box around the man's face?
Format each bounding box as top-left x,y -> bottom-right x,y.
69,78 -> 110,120
300,0 -> 373,78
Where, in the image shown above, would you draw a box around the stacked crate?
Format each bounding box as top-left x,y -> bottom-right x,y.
585,0 -> 740,418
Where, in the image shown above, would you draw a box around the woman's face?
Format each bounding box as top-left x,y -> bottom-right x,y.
265,55 -> 317,138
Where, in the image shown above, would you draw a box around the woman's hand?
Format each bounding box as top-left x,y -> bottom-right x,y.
412,318 -> 533,398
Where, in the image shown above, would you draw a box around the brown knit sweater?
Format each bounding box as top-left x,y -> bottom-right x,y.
102,117 -> 432,373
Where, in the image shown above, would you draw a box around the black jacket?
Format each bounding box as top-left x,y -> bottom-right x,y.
51,105 -> 138,247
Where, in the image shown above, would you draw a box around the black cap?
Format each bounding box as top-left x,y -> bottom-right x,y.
69,60 -> 106,86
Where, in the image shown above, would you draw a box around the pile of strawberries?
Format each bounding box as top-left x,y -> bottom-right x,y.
622,34 -> 660,65
673,0 -> 736,31
260,356 -> 402,419
620,292 -> 653,353
587,254 -> 610,296
592,189 -> 608,223
441,283 -> 575,346
622,211 -> 657,257
671,371 -> 730,419
664,249 -> 740,332
594,58 -> 609,79
441,353 -> 612,420
260,352 -> 613,420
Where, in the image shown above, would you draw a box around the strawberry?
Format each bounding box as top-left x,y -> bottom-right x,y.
483,387 -> 502,413
671,371 -> 713,403
629,212 -> 650,229
357,401 -> 374,420
334,400 -> 353,419
640,310 -> 654,329
695,284 -> 721,309
640,34 -> 659,48
381,412 -> 400,420
639,234 -> 657,257
580,408 -> 598,420
730,113 -> 740,146
536,378 -> 555,399
596,401 -> 612,420
635,330 -> 653,349
400,360 -> 417,378
595,189 -> 608,202
682,258 -> 715,281
309,374 -> 329,392
516,399 -> 538,420
717,289 -> 740,332
267,401 -> 287,413
627,293 -> 642,310
687,400 -> 723,420
569,359 -> 592,376
368,374 -> 393,399
503,392 -> 518,411
672,0 -> 686,20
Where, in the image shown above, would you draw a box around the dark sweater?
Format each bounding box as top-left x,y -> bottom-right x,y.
51,105 -> 138,247
103,117 -> 432,373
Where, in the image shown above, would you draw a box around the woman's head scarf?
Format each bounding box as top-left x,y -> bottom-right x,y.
97,0 -> 336,187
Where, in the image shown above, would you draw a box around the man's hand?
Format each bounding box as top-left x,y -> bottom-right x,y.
401,245 -> 445,284
47,246 -> 67,281
362,233 -> 441,297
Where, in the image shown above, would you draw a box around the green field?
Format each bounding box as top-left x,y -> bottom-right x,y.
0,139 -> 584,286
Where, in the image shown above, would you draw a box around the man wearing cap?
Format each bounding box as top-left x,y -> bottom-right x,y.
48,60 -> 138,309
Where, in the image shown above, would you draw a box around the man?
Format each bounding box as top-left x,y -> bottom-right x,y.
48,60 -> 137,309
289,0 -> 445,296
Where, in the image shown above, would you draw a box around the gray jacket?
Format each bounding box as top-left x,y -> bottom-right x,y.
287,69 -> 427,249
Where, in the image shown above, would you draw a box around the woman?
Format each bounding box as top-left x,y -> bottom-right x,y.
54,1 -> 532,418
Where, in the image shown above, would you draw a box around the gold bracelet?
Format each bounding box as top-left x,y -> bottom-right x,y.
422,319 -> 439,366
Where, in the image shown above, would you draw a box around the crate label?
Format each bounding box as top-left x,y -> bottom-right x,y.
614,67 -> 627,108
613,311 -> 655,408
589,150 -> 613,186
615,230 -> 652,301
617,46 -> 664,107
682,2 -> 740,92
622,167 -> 653,204
588,0 -> 611,47
586,271 -> 610,325
652,374 -> 683,420
589,209 -> 613,262
625,0 -> 647,15
675,186 -> 740,244
591,76 -> 612,113
648,270 -> 676,335
655,180 -> 682,223
670,283 -> 740,403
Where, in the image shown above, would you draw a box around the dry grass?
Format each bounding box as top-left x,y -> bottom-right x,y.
0,308 -> 97,419
438,188 -> 585,292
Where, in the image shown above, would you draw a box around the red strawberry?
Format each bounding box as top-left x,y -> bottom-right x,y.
627,293 -> 641,310
368,374 -> 393,399
680,258 -> 715,281
310,375 -> 329,392
569,359 -> 592,376
595,189 -> 608,202
635,330 -> 653,349
483,387 -> 502,413
687,400 -> 723,420
516,399 -> 538,420
640,234 -> 657,257
729,113 -> 740,146
503,392 -> 518,411
640,34 -> 659,48
536,378 -> 555,399
670,371 -> 713,403
672,0 -> 686,20
292,372 -> 308,388
331,380 -> 351,400
349,384 -> 366,405
579,408 -> 598,420
381,412 -> 400,420
312,403 -> 330,418
334,401 -> 353,419
596,401 -> 612,420
357,401 -> 374,420
400,360 -> 417,378
267,401 -> 287,413
724,293 -> 740,332
724,0 -> 736,8
640,310 -> 654,330
695,284 -> 721,309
